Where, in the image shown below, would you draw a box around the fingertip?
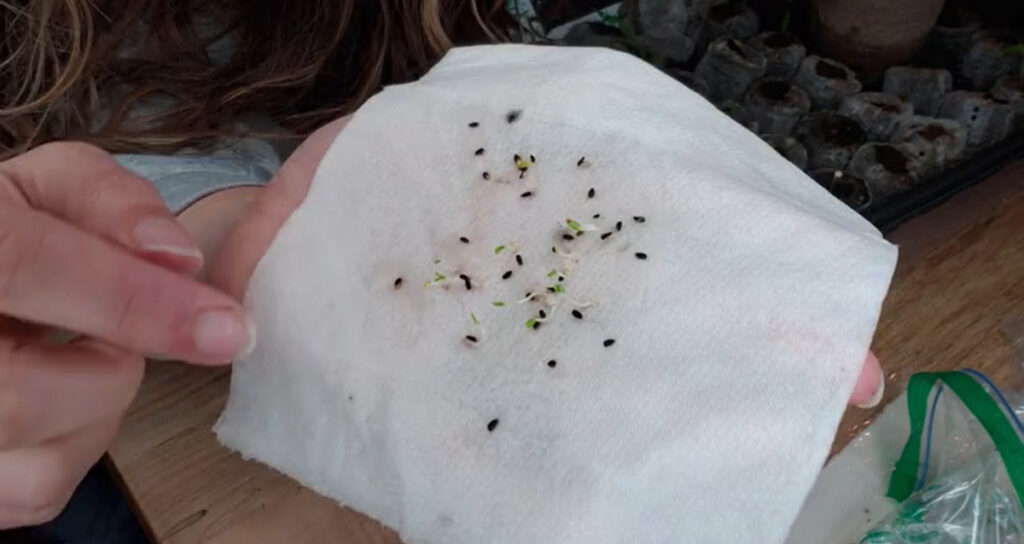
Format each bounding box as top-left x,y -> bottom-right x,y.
189,309 -> 255,364
850,351 -> 885,409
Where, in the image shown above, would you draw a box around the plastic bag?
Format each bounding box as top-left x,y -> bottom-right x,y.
861,446 -> 1023,543
859,319 -> 1024,544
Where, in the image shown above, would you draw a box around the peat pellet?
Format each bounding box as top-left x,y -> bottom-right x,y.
930,9 -> 982,74
838,92 -> 912,141
881,66 -> 953,117
748,31 -> 806,79
703,2 -> 760,44
794,111 -> 865,171
625,0 -> 701,64
792,56 -> 862,110
891,116 -> 967,177
695,37 -> 767,102
744,78 -> 811,135
990,75 -> 1024,131
938,90 -> 1014,149
847,143 -> 920,201
962,30 -> 1024,91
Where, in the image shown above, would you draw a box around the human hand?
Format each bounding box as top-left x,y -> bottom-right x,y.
0,142 -> 253,528
207,116 -> 884,408
206,117 -> 350,299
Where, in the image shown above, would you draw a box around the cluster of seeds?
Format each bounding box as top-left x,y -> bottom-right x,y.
392,109 -> 649,433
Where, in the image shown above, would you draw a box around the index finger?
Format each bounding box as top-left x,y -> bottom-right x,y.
0,206 -> 252,364
1,142 -> 204,273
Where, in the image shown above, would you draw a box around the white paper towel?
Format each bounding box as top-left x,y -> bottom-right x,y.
215,44 -> 898,544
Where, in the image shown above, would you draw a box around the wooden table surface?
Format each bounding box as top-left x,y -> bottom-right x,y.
109,163 -> 1024,544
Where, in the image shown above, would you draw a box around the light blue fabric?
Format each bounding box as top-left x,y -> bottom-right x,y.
115,136 -> 281,214
110,15 -> 284,213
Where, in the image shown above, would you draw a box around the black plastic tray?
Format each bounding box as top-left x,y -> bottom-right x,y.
864,134 -> 1024,233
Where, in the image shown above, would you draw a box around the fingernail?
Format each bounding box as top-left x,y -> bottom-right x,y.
242,316 -> 257,358
132,217 -> 204,263
856,373 -> 886,409
193,310 -> 256,360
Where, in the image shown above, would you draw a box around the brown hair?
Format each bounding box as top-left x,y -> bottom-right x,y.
0,0 -> 506,158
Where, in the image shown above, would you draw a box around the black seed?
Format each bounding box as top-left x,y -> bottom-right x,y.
466,335 -> 478,343
577,156 -> 586,167
394,277 -> 403,289
524,291 -> 532,298
482,171 -> 490,180
502,270 -> 513,280
572,309 -> 583,319
600,232 -> 613,240
469,122 -> 479,128
532,321 -> 541,330
506,110 -> 521,123
521,191 -> 533,198
516,254 -> 523,266
538,309 -> 547,318
487,418 -> 499,431
459,273 -> 473,290
593,213 -> 601,219
635,252 -> 648,260
633,216 -> 646,223
459,236 -> 470,243
551,246 -> 557,254
615,221 -> 622,232
562,233 -> 575,241
587,187 -> 595,198
474,148 -> 485,156
576,230 -> 585,237
603,339 -> 615,347
530,154 -> 536,163
547,359 -> 557,368
519,170 -> 526,179
514,153 -> 522,162
557,276 -> 564,282
547,287 -> 556,293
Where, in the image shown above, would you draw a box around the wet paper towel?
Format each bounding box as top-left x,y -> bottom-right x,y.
215,44 -> 898,544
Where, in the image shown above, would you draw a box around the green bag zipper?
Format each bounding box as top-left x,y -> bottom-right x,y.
886,371 -> 1024,503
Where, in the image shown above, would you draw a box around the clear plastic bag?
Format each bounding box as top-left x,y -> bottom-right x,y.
859,317 -> 1024,544
860,456 -> 1023,543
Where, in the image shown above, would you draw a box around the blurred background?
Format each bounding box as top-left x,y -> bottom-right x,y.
511,0 -> 1024,231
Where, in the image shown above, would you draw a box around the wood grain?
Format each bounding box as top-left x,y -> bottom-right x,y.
109,165 -> 1024,543
111,363 -> 401,544
834,162 -> 1024,451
